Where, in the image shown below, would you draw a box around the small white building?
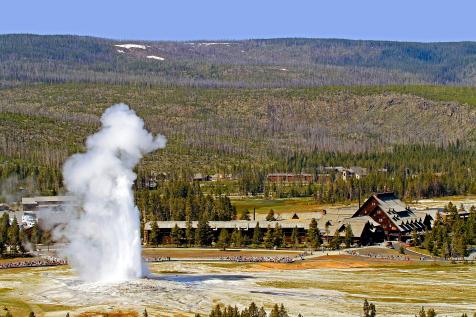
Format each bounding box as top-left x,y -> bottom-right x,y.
342,167 -> 368,181
21,212 -> 37,228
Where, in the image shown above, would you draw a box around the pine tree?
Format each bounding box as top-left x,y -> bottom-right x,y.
291,226 -> 299,247
248,302 -> 258,317
418,307 -> 427,317
411,229 -> 419,246
273,223 -> 283,247
231,228 -> 242,247
269,304 -> 279,317
324,222 -> 330,244
452,233 -> 467,260
330,229 -> 342,250
217,228 -> 229,250
266,209 -> 276,221
427,308 -> 436,317
7,217 -> 20,252
443,239 -> 451,259
19,228 -> 27,254
344,224 -> 354,248
424,230 -> 434,254
149,221 -> 160,246
369,303 -> 376,317
195,218 -> 213,246
186,219 -> 193,247
466,206 -> 476,244
238,208 -> 251,220
171,224 -> 182,246
308,218 -> 323,249
30,222 -> 41,247
0,213 -> 10,244
278,304 -> 289,317
445,202 -> 458,226
143,308 -> 148,317
264,225 -> 274,249
210,304 -> 222,317
252,222 -> 262,246
363,299 -> 370,317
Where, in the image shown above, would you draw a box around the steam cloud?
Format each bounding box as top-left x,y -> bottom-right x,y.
61,104 -> 166,282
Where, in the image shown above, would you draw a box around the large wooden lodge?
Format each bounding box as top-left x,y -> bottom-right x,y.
352,192 -> 436,240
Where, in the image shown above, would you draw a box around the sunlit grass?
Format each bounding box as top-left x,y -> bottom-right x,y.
257,264 -> 476,304
231,197 -> 350,214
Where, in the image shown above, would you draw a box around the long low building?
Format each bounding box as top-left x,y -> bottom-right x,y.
145,220 -> 312,231
144,216 -> 384,246
22,195 -> 78,211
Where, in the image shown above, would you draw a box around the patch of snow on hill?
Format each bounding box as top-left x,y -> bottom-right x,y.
200,42 -> 230,46
116,50 -> 125,53
147,55 -> 165,61
186,42 -> 231,46
114,44 -> 147,50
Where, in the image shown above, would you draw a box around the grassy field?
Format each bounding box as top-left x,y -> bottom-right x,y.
1,258 -> 474,316
256,260 -> 476,302
231,197 -> 354,214
142,247 -> 301,259
0,267 -> 75,316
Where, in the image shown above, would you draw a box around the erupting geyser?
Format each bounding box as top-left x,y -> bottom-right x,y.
61,104 -> 166,282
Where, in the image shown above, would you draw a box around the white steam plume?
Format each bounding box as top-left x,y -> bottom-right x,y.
61,104 -> 166,282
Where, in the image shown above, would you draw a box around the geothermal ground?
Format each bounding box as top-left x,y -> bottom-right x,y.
1,254 -> 475,316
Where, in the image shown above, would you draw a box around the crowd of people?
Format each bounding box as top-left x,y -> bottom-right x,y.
144,254 -> 301,263
0,257 -> 67,269
345,250 -> 411,261
144,256 -> 171,262
216,256 -> 295,263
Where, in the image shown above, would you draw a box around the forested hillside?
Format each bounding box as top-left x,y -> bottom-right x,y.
1,83 -> 476,201
1,84 -> 475,168
1,34 -> 476,87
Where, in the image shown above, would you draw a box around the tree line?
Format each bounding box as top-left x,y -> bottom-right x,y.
3,299 -> 475,317
3,35 -> 476,87
0,213 -> 48,257
147,216 -> 354,250
135,179 -> 236,222
417,202 -> 476,259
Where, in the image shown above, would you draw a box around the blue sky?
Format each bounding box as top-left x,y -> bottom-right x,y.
1,0 -> 475,42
